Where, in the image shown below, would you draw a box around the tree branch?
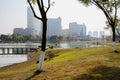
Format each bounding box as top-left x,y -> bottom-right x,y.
40,0 -> 44,10
94,1 -> 112,25
114,0 -> 118,26
102,2 -> 113,22
46,0 -> 51,13
37,0 -> 44,18
27,0 -> 42,20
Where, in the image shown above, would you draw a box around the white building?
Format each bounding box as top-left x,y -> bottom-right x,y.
47,17 -> 62,37
69,22 -> 87,40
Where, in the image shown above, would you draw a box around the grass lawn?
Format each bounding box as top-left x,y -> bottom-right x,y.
0,46 -> 120,80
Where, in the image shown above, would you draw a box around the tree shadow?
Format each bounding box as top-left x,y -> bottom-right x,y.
25,70 -> 42,80
73,65 -> 120,80
114,50 -> 119,53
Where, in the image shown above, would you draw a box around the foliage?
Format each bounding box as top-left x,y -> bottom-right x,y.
105,16 -> 120,29
0,34 -> 41,43
49,36 -> 63,43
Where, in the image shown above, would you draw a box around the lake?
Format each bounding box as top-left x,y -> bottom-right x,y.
52,43 -> 100,48
0,55 -> 27,67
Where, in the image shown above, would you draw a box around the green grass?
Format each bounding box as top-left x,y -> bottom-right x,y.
0,46 -> 120,80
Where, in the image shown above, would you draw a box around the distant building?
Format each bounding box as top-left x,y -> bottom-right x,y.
13,27 -> 37,36
24,27 -> 37,36
99,31 -> 105,38
27,7 -> 34,29
87,31 -> 93,40
34,18 -> 41,35
27,7 -> 41,36
93,31 -> 98,38
88,31 -> 92,37
82,24 -> 87,36
87,31 -> 105,41
13,28 -> 25,35
62,29 -> 69,37
47,17 -> 62,37
69,22 -> 87,40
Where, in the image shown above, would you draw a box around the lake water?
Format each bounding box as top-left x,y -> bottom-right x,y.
56,43 -> 100,48
0,55 -> 27,67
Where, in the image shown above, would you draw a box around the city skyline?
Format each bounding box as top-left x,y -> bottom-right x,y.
0,0 -> 120,35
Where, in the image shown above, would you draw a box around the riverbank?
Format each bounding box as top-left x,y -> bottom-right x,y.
0,46 -> 120,80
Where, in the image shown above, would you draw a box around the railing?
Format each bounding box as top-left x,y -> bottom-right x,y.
0,43 -> 40,54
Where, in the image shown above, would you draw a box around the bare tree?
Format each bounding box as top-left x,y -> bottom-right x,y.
27,0 -> 53,71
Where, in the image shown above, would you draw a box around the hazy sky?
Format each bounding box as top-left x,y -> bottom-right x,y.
0,0 -> 120,35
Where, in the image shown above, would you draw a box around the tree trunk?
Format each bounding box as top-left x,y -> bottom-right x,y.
116,29 -> 120,42
111,27 -> 117,52
38,51 -> 45,71
38,18 -> 47,71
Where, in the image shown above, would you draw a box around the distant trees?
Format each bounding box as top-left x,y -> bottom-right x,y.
27,0 -> 53,71
78,0 -> 120,52
49,36 -> 63,43
0,34 -> 41,43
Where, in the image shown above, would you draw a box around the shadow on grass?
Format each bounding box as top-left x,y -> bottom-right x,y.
25,70 -> 42,80
114,50 -> 119,53
73,65 -> 120,80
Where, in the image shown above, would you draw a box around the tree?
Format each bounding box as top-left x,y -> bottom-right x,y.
105,16 -> 120,42
78,0 -> 120,52
49,36 -> 63,43
27,0 -> 53,71
0,34 -> 7,42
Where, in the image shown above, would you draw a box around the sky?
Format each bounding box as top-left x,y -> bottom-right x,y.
0,0 -> 120,35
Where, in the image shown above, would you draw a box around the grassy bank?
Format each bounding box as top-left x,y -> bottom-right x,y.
0,46 -> 120,80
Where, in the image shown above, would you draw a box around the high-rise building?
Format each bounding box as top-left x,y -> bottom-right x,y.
27,7 -> 41,36
34,18 -> 41,35
27,7 -> 34,29
13,7 -> 41,36
47,17 -> 62,37
69,22 -> 87,40
82,24 -> 87,36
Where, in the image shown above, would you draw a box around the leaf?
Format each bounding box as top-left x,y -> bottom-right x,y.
78,0 -> 91,6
